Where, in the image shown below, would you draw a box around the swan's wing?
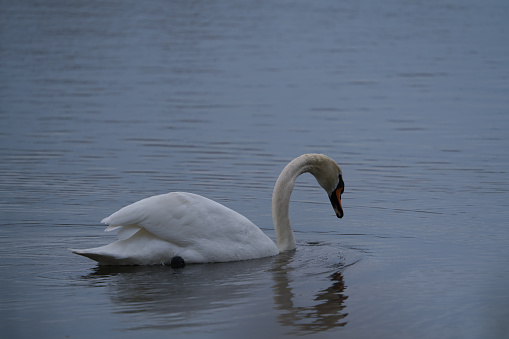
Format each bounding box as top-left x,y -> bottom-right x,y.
101,192 -> 193,244
101,192 -> 266,244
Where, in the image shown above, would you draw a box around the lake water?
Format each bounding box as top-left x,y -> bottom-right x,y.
1,0 -> 508,338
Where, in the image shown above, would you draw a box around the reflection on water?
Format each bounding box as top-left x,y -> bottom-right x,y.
271,251 -> 348,334
83,260 -> 273,331
79,244 -> 350,335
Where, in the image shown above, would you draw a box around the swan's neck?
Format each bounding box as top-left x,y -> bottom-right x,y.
272,155 -> 315,252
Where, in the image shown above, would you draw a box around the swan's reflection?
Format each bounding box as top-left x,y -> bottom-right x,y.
270,250 -> 348,333
82,259 -> 275,330
79,244 -> 350,334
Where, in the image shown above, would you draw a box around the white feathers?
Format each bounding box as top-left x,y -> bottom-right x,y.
72,154 -> 342,266
72,192 -> 279,265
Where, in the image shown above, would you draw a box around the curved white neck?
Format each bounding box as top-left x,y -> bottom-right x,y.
272,155 -> 321,252
272,154 -> 341,252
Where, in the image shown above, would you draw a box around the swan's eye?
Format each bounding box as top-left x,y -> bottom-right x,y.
337,174 -> 345,193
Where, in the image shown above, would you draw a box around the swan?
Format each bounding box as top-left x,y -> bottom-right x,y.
71,154 -> 344,266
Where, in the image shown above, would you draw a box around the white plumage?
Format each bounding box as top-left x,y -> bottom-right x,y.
72,154 -> 344,265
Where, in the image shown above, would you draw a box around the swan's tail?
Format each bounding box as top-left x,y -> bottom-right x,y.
70,246 -> 130,265
71,228 -> 179,265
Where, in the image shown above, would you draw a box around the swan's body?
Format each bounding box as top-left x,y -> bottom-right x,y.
72,154 -> 344,265
73,192 -> 279,265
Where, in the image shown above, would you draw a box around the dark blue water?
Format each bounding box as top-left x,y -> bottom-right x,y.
1,1 -> 508,338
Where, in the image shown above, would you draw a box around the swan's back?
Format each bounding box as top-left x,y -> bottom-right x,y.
73,192 -> 278,265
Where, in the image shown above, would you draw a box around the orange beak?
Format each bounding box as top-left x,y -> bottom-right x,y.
330,187 -> 344,218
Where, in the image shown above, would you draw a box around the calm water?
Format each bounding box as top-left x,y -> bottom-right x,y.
1,0 -> 509,338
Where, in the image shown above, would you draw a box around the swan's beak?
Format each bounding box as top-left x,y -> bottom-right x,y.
330,187 -> 344,219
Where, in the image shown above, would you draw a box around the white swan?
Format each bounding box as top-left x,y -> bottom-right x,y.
72,154 -> 344,266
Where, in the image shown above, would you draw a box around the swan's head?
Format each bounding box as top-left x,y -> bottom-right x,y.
307,154 -> 344,219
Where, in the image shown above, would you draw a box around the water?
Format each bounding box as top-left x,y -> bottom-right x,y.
1,0 -> 508,338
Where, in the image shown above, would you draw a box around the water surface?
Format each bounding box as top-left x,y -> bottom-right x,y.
1,0 -> 508,338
